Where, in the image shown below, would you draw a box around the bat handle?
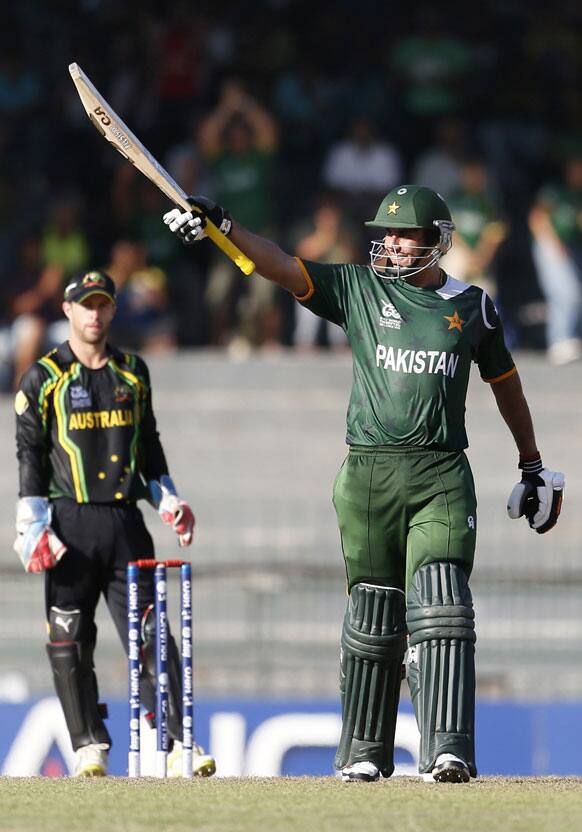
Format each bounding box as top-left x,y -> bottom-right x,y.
204,217 -> 255,276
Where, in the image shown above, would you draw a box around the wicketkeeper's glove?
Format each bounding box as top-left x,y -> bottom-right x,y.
163,196 -> 232,245
507,454 -> 565,534
148,475 -> 195,547
14,497 -> 67,573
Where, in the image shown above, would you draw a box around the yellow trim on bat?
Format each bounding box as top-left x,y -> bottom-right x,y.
203,218 -> 254,276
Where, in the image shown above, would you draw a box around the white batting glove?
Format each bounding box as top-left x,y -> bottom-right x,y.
507,455 -> 565,534
163,195 -> 231,245
14,497 -> 67,573
148,475 -> 195,547
163,208 -> 206,244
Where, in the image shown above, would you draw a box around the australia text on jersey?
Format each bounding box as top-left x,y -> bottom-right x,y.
376,345 -> 459,378
68,409 -> 134,430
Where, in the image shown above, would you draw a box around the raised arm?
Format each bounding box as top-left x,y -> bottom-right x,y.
229,221 -> 307,294
199,81 -> 278,158
163,198 -> 309,296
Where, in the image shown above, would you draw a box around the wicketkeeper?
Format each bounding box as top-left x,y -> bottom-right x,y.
163,185 -> 565,783
14,270 -> 214,777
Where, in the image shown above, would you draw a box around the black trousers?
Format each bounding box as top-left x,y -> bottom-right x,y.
45,498 -> 156,648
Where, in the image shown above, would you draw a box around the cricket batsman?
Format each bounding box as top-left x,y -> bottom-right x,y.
163,185 -> 565,783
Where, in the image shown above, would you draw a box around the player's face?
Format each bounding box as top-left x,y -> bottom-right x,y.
382,228 -> 432,269
64,295 -> 116,345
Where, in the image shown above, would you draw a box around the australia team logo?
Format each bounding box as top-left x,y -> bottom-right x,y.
82,271 -> 106,288
379,300 -> 402,330
114,385 -> 133,403
69,384 -> 92,409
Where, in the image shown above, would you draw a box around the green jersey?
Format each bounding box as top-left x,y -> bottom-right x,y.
536,183 -> 582,248
447,189 -> 502,249
297,260 -> 515,449
210,150 -> 274,232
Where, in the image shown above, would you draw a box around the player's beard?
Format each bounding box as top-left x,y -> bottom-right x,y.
75,320 -> 110,347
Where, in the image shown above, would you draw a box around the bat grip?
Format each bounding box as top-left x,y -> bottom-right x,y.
204,217 -> 255,276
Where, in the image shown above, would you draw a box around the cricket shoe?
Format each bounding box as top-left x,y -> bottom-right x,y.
74,743 -> 109,777
423,753 -> 470,783
341,761 -> 380,782
167,741 -> 216,778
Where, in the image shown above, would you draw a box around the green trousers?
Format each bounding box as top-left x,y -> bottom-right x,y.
332,446 -> 477,592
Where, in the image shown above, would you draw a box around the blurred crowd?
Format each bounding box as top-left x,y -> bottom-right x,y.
1,0 -> 582,388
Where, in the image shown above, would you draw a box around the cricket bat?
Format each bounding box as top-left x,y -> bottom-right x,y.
68,62 -> 255,275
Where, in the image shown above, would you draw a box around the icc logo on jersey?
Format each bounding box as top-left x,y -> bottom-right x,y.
69,385 -> 92,408
379,300 -> 402,330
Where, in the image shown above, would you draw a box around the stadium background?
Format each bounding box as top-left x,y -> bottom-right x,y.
0,1 -> 581,775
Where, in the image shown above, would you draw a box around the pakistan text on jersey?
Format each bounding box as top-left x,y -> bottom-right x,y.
68,409 -> 134,430
376,345 -> 459,378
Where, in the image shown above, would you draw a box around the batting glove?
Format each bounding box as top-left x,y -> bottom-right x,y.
163,196 -> 231,245
507,455 -> 565,534
148,475 -> 195,547
14,497 -> 67,573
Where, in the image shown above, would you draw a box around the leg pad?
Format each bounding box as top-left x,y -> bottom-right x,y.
334,583 -> 407,774
46,606 -> 110,751
406,562 -> 476,777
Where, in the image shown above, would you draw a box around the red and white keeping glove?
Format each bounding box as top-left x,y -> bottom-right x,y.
14,497 -> 67,573
148,476 -> 195,547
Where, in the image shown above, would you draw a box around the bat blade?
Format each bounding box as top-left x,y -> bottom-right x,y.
68,63 -> 254,275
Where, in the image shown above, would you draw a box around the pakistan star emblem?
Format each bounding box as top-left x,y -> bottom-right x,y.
444,310 -> 465,332
387,201 -> 400,215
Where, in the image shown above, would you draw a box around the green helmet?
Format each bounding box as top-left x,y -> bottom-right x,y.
365,184 -> 452,229
366,185 -> 455,279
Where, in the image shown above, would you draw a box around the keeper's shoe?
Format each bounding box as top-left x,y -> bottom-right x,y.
422,753 -> 470,784
341,761 -> 381,782
167,741 -> 216,778
74,743 -> 109,777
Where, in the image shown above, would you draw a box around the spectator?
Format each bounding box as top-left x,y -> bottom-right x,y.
40,194 -> 91,278
441,157 -> 507,297
106,240 -> 177,353
0,234 -> 65,390
322,117 -> 403,218
291,193 -> 356,350
198,79 -> 280,348
0,45 -> 39,111
411,117 -> 467,199
154,1 -> 207,144
528,152 -> 582,365
390,13 -> 471,122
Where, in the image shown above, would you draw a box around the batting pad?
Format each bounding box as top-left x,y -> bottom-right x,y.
334,583 -> 407,773
406,562 -> 477,776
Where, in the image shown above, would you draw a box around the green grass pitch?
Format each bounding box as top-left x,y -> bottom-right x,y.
1,777 -> 581,832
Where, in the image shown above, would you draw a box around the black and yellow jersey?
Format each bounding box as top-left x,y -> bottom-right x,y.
15,342 -> 169,503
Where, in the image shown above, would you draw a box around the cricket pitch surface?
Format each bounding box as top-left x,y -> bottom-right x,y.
1,776 -> 581,832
